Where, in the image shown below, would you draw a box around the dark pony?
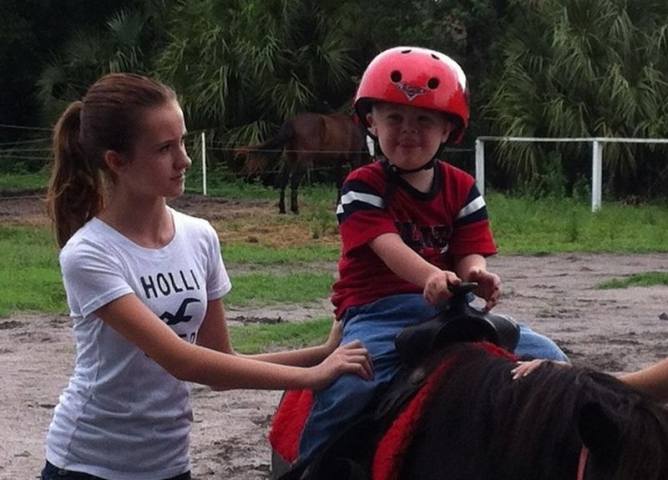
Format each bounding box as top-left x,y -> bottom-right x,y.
270,282 -> 668,480
271,342 -> 668,480
396,343 -> 668,480
236,112 -> 368,214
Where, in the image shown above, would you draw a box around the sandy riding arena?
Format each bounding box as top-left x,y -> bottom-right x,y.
1,193 -> 667,479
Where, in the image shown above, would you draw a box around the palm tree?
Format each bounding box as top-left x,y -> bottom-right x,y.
36,2 -> 170,125
154,0 -> 363,151
486,0 -> 668,197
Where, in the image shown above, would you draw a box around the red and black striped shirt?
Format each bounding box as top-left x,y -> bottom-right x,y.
332,159 -> 497,318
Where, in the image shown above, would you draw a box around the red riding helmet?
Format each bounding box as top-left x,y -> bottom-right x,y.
354,46 -> 469,144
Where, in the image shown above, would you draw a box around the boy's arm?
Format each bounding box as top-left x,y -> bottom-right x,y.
452,253 -> 488,280
452,254 -> 501,311
369,232 -> 460,304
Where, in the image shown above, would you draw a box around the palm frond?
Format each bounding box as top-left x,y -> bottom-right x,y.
106,9 -> 144,47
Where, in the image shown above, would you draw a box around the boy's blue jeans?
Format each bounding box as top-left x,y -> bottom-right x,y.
297,293 -> 568,464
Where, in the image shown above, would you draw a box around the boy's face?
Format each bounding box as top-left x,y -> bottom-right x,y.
366,102 -> 453,170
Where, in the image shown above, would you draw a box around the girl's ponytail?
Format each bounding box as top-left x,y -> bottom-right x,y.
47,101 -> 103,248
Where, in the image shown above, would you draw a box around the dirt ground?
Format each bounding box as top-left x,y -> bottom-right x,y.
1,193 -> 667,480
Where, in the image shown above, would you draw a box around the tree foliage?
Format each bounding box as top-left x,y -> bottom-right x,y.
155,0 -> 374,160
0,0 -> 139,140
2,0 -> 668,198
487,0 -> 668,196
35,0 -> 172,125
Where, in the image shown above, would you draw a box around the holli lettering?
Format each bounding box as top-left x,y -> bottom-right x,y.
140,270 -> 201,299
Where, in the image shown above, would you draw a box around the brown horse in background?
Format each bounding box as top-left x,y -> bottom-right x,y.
237,112 -> 369,214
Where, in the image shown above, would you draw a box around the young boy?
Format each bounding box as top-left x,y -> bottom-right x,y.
297,46 -> 569,465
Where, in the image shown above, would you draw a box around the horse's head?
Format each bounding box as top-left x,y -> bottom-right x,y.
234,145 -> 267,176
509,366 -> 668,480
233,145 -> 251,159
574,375 -> 668,480
396,345 -> 668,480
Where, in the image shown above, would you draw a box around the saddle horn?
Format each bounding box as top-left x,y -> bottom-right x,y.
395,283 -> 520,367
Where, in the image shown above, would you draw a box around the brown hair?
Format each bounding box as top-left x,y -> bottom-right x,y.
46,73 -> 177,247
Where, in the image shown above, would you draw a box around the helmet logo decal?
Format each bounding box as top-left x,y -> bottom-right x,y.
393,81 -> 429,102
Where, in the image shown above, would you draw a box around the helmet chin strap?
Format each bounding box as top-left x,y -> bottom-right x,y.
388,157 -> 436,174
386,143 -> 444,175
370,133 -> 442,175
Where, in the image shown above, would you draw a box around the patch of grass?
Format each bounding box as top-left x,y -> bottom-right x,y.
0,226 -> 64,317
595,272 -> 668,290
185,178 -> 338,203
188,181 -> 277,201
222,243 -> 339,264
0,172 -> 48,191
488,193 -> 668,254
305,201 -> 340,240
229,317 -> 332,354
3,183 -> 668,323
225,272 -> 335,307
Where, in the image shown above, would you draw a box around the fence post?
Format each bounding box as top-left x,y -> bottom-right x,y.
475,138 -> 485,196
591,139 -> 602,212
201,132 -> 207,196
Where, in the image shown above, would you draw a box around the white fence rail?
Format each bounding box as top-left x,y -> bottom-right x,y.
475,137 -> 668,212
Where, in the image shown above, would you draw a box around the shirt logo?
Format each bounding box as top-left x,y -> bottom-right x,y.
160,298 -> 201,325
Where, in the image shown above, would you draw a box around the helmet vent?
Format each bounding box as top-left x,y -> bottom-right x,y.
427,78 -> 440,90
390,70 -> 402,83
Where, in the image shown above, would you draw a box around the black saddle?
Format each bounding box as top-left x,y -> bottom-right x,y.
395,282 -> 520,367
375,283 -> 520,424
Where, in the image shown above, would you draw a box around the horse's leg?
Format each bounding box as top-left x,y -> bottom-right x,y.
276,161 -> 290,214
290,164 -> 306,214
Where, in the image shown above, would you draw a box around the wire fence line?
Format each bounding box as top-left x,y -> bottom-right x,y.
0,123 -> 52,131
0,129 -> 474,189
5,123 -> 667,208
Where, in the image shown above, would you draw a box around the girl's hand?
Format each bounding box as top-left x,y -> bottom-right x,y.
511,359 -> 570,380
467,268 -> 501,311
423,270 -> 461,305
310,340 -> 373,391
322,319 -> 344,355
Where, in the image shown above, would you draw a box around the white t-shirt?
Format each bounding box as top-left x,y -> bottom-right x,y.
45,209 -> 231,480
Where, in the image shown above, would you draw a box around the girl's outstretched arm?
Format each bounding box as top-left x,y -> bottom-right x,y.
95,295 -> 372,392
197,299 -> 349,367
620,359 -> 668,403
513,356 -> 668,403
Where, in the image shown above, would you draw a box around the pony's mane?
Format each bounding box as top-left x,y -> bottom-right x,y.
404,343 -> 668,480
